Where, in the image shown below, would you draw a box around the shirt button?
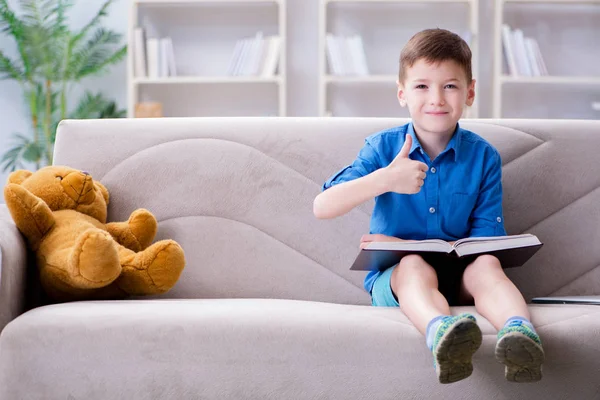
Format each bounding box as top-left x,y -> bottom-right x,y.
430,167 -> 436,173
497,217 -> 502,222
429,207 -> 436,214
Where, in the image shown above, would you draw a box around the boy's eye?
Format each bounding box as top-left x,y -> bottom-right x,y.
445,84 -> 457,89
415,84 -> 427,89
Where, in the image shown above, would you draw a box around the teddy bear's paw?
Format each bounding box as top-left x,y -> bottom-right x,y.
128,208 -> 157,250
69,228 -> 122,288
118,240 -> 185,295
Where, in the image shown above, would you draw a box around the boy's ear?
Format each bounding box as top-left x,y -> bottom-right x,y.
466,79 -> 476,107
397,80 -> 407,107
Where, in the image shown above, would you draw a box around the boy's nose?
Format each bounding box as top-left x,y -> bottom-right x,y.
429,91 -> 445,106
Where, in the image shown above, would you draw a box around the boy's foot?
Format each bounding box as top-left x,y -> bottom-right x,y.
495,320 -> 544,383
432,314 -> 482,384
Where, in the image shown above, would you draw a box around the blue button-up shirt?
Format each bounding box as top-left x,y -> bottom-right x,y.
322,122 -> 507,293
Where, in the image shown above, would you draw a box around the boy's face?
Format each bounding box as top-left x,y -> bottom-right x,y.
397,58 -> 475,137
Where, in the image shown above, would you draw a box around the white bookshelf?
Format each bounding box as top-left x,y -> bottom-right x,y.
493,0 -> 600,119
318,0 -> 480,118
127,0 -> 287,117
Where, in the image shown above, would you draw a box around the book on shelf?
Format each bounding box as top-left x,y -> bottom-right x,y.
134,27 -> 147,78
501,24 -> 547,77
133,27 -> 177,79
350,234 -> 543,272
227,32 -> 281,77
326,33 -> 369,76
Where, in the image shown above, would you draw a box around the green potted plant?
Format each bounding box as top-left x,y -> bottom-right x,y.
0,0 -> 127,171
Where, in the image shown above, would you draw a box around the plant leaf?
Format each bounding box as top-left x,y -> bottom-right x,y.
68,28 -> 125,79
69,0 -> 113,48
99,100 -> 126,118
0,0 -> 34,79
69,91 -> 110,119
0,49 -> 24,80
0,133 -> 39,172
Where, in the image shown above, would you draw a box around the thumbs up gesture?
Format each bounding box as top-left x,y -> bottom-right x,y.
381,135 -> 429,194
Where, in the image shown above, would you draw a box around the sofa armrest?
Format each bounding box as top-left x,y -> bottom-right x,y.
0,204 -> 27,333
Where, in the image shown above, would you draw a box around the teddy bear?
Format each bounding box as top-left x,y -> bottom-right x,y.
3,165 -> 186,302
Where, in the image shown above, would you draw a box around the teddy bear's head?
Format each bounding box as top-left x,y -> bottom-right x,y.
7,166 -> 110,223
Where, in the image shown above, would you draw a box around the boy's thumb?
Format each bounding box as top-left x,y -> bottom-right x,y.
397,134 -> 412,159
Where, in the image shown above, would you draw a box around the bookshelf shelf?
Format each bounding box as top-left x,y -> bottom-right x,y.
504,0 -> 599,3
325,0 -> 473,3
500,76 -> 600,85
318,0 -> 479,117
325,74 -> 398,84
135,0 -> 282,5
127,0 -> 287,117
134,76 -> 284,85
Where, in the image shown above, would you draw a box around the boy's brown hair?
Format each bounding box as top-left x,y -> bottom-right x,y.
399,28 -> 472,84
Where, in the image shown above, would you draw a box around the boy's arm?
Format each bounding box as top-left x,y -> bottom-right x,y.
314,169 -> 388,219
314,135 -> 428,219
469,151 -> 507,237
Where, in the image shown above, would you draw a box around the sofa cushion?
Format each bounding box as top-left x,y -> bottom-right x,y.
1,299 -> 599,399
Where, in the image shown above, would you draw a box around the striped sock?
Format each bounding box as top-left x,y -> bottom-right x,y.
504,316 -> 536,334
426,315 -> 448,350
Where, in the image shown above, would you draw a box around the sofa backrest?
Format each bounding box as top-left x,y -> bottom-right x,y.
53,118 -> 600,303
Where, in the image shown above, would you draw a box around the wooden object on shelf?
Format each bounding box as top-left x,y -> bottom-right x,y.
134,102 -> 164,118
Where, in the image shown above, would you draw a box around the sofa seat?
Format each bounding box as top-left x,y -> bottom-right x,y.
2,298 -> 599,399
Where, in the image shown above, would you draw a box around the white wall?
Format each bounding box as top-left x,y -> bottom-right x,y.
1,0 -> 598,198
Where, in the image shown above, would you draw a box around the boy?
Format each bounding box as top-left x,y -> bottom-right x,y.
313,29 -> 544,384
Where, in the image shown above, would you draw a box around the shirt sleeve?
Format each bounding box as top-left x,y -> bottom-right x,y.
469,151 -> 508,237
322,139 -> 381,191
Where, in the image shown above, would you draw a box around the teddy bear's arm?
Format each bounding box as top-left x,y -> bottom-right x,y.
3,183 -> 55,249
106,208 -> 157,252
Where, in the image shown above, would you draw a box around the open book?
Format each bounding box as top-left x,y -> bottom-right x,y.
350,234 -> 543,272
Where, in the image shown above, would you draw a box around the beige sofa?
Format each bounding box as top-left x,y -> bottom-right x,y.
1,117 -> 600,399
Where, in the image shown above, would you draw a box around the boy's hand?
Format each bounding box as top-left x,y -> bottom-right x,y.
380,135 -> 429,194
360,234 -> 404,249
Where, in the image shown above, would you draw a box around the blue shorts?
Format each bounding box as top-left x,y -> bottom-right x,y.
370,265 -> 399,307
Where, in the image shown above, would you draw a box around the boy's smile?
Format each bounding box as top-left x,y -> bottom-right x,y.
397,59 -> 475,144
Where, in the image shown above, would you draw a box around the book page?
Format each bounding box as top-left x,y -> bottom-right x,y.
365,239 -> 452,253
453,234 -> 534,247
454,234 -> 541,257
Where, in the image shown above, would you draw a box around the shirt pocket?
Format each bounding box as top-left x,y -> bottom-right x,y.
444,192 -> 478,238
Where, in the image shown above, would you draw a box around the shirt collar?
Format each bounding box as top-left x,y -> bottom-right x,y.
407,122 -> 462,162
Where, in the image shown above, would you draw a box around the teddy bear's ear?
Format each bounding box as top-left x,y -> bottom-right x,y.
94,181 -> 110,205
7,170 -> 33,185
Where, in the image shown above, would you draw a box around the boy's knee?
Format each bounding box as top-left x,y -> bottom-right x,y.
474,254 -> 501,267
393,255 -> 435,283
463,255 -> 505,283
398,254 -> 425,268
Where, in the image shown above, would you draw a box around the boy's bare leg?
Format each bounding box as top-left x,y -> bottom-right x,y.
459,255 -> 529,330
460,255 -> 544,383
391,254 -> 450,334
